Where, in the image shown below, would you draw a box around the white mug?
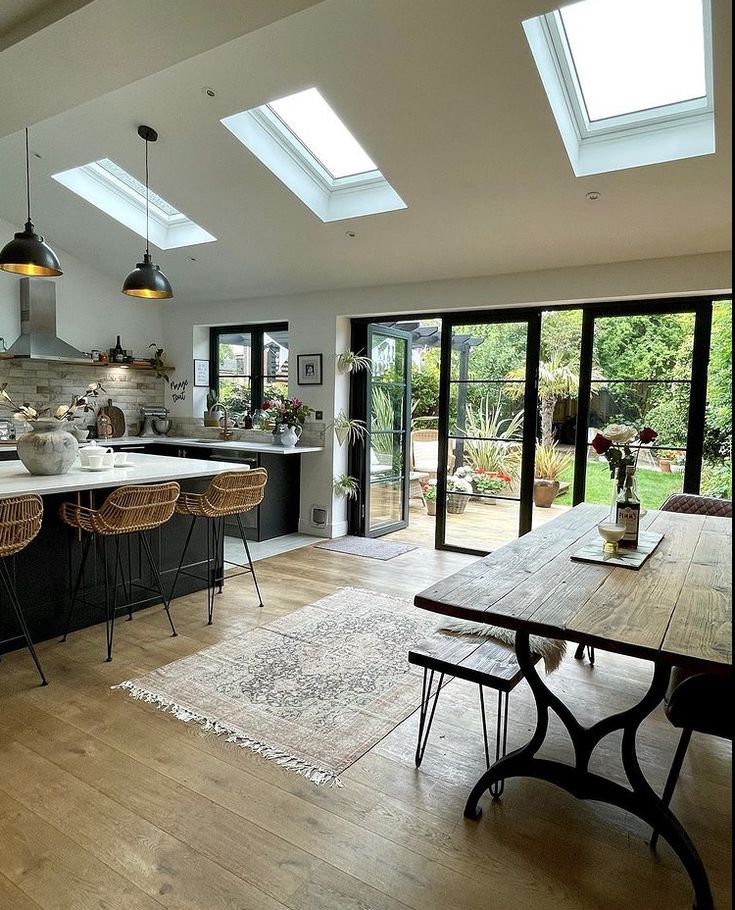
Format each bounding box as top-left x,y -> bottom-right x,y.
114,452 -> 129,466
87,454 -> 104,468
101,447 -> 115,468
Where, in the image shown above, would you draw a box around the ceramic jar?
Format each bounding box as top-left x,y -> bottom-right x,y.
17,418 -> 79,476
279,425 -> 303,448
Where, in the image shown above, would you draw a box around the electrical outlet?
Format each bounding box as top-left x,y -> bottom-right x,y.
315,410 -> 323,420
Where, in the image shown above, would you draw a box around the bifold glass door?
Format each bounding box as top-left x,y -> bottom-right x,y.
364,325 -> 413,537
437,314 -> 540,554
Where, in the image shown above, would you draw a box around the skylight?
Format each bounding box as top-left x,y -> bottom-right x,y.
523,0 -> 715,176
51,159 -> 216,250
220,88 -> 406,222
268,88 -> 378,179
559,0 -> 707,121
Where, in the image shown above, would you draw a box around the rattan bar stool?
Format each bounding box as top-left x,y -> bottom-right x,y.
169,469 -> 268,623
0,494 -> 47,686
59,482 -> 180,661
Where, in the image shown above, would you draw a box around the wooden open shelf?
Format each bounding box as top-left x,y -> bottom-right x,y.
0,354 -> 174,372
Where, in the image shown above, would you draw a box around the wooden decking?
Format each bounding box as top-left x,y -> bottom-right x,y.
0,543 -> 731,910
388,497 -> 570,550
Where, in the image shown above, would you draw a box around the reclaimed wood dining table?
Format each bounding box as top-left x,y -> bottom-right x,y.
414,503 -> 732,910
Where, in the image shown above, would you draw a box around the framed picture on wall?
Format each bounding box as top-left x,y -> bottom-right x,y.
194,359 -> 210,387
297,353 -> 323,386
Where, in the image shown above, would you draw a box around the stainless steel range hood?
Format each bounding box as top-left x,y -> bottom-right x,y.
5,278 -> 89,363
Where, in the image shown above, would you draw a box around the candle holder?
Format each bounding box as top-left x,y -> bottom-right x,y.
598,521 -> 626,555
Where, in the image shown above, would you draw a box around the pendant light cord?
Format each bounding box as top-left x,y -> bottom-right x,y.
144,135 -> 150,257
24,128 -> 32,225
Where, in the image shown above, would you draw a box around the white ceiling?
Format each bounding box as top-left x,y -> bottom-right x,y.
0,0 -> 731,305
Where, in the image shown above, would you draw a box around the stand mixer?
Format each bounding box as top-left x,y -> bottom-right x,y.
139,406 -> 170,437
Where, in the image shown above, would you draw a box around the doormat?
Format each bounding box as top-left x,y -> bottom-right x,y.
114,587 -> 437,785
314,536 -> 418,560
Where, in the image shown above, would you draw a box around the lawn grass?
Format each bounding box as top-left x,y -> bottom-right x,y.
555,459 -> 683,508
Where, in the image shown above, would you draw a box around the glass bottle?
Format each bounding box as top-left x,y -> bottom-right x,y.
615,465 -> 641,549
112,335 -> 125,363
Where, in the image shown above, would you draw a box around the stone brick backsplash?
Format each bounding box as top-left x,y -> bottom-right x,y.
0,360 -> 165,435
174,416 -> 326,447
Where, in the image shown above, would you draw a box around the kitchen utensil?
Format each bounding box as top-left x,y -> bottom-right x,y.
139,406 -> 169,437
114,452 -> 129,466
104,399 -> 126,438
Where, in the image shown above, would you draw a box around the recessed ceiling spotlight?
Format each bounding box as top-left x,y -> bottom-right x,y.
202,87 -> 216,98
345,230 -> 356,238
585,191 -> 601,201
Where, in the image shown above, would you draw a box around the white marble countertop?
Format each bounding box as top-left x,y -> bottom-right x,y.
0,452 -> 250,499
0,435 -> 323,456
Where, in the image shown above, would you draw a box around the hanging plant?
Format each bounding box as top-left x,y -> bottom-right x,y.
149,343 -> 170,383
337,350 -> 372,373
331,411 -> 367,447
333,474 -> 360,500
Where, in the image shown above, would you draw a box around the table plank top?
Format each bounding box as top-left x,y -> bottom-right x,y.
414,503 -> 732,673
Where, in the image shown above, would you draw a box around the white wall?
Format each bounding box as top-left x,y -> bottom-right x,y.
0,215 -> 163,356
162,250 -> 732,537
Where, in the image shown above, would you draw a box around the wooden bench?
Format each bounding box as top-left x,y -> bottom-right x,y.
409,632 -> 540,797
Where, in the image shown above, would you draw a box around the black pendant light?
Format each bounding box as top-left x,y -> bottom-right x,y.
121,125 -> 173,299
0,128 -> 63,277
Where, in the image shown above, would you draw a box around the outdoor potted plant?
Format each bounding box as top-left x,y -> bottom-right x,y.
657,449 -> 677,473
533,442 -> 572,508
473,469 -> 513,504
423,480 -> 437,515
446,474 -> 473,513
671,452 -> 686,475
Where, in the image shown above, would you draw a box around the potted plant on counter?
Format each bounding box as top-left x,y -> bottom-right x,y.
0,382 -> 104,476
264,396 -> 312,447
533,442 -> 572,508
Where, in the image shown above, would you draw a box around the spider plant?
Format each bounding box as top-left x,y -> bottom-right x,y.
333,474 -> 360,500
332,410 -> 367,447
337,350 -> 372,373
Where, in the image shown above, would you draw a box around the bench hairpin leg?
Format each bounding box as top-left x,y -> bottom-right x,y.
574,642 -> 596,664
489,689 -> 510,799
415,668 -> 444,767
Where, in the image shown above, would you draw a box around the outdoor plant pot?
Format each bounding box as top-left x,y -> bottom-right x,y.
426,500 -> 436,516
533,478 -> 560,508
446,494 -> 469,514
658,459 -> 672,473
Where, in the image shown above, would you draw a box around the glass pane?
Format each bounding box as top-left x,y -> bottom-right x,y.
371,384 -> 406,432
217,377 -> 251,419
262,329 -> 289,381
371,332 -> 406,378
702,300 -> 732,498
443,496 -> 521,553
370,432 -> 405,480
593,312 -> 695,383
450,322 -> 528,380
590,380 -> 691,448
448,443 -> 521,499
449,384 -> 524,439
262,379 -> 288,405
369,479 -> 404,531
582,448 -> 685,508
560,0 -> 707,122
218,332 -> 252,377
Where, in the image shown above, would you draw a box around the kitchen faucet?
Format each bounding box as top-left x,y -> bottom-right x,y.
208,402 -> 233,440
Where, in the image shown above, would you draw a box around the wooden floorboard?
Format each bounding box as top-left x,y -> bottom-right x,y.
0,542 -> 731,909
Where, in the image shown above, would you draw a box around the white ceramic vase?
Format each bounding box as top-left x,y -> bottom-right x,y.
17,418 -> 79,476
280,425 -> 303,448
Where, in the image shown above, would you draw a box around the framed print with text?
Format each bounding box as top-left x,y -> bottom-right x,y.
194,359 -> 210,387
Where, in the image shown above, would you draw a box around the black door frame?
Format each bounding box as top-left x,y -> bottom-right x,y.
363,324 -> 413,537
349,295 -> 728,555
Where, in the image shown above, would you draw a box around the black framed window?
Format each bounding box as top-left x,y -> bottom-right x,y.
210,323 -> 288,421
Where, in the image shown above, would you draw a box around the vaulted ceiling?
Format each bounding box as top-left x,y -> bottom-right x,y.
0,0 -> 731,304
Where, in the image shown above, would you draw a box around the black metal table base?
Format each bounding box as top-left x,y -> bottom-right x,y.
464,631 -> 713,910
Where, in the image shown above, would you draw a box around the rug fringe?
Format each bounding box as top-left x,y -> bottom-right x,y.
112,681 -> 344,787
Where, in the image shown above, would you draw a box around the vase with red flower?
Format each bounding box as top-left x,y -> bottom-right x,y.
590,424 -> 658,535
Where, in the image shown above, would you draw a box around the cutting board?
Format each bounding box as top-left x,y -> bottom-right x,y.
103,398 -> 126,437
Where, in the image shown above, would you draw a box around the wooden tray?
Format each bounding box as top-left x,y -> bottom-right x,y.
571,530 -> 664,570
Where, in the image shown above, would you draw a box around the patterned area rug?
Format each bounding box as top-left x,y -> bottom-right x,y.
314,536 -> 418,560
115,587 -> 437,785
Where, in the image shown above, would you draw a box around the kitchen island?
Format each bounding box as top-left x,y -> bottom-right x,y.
0,453 -> 254,653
